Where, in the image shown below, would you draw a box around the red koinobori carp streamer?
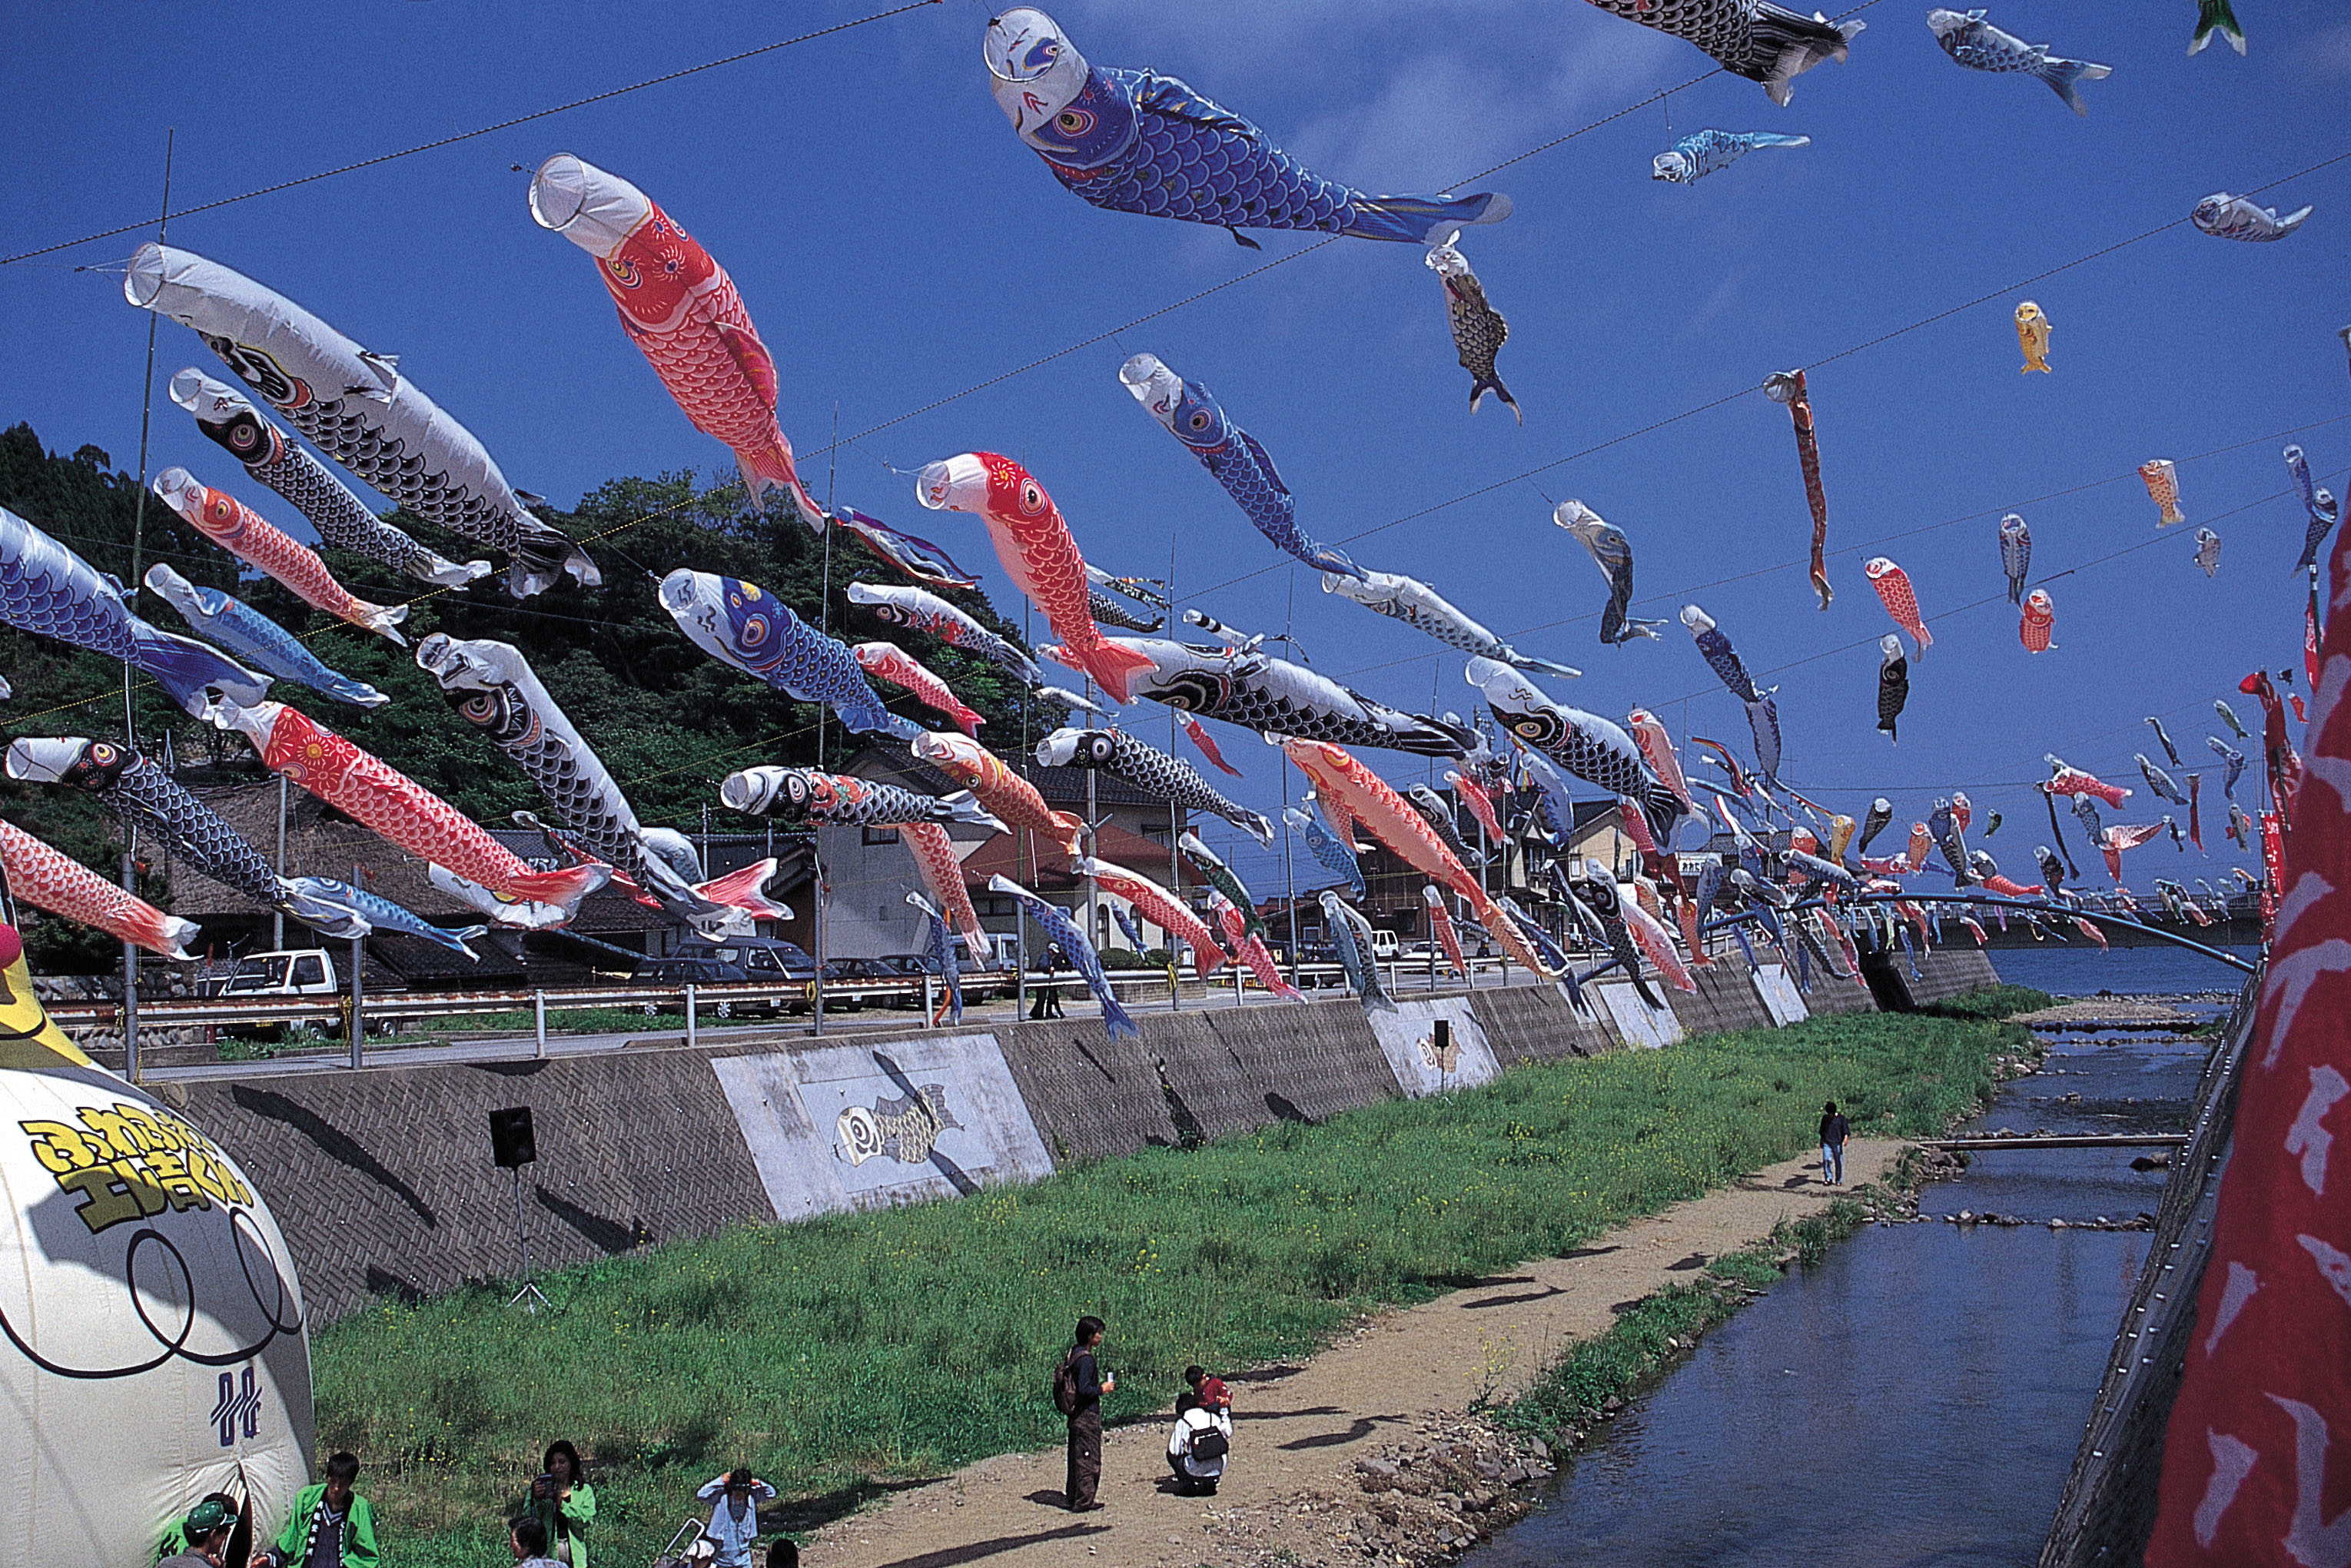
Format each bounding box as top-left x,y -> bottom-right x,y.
1280,736 -> 1552,978
2143,443 -> 2351,1566
208,701 -> 609,915
0,817 -> 198,958
531,154 -> 828,528
1764,370 -> 1833,610
151,467 -> 409,643
915,451 -> 1155,703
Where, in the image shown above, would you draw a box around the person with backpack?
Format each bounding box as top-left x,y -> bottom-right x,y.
1053,1315 -> 1113,1511
1166,1367 -> 1234,1497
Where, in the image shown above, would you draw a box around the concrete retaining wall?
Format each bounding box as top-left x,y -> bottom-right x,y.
166,948 -> 2001,1325
1889,947 -> 2003,1008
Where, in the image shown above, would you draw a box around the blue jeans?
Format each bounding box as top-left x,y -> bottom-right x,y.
1821,1142 -> 1845,1183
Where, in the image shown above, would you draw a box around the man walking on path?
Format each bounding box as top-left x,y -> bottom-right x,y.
1055,1315 -> 1113,1511
1819,1101 -> 1851,1185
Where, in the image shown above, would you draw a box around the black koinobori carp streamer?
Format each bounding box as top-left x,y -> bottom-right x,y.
4,736 -> 374,942
1034,726 -> 1272,845
417,634 -> 792,935
1578,0 -> 1861,104
125,244 -> 597,598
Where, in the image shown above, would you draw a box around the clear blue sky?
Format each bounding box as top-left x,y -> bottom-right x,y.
3,0 -> 2346,902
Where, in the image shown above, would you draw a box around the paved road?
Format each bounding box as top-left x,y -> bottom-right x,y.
143,961 -> 1550,1082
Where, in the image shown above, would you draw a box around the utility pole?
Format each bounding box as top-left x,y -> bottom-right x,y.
119,128 -> 174,1085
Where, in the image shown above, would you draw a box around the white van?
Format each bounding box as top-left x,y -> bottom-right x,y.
202,948 -> 340,998
1367,929 -> 1401,962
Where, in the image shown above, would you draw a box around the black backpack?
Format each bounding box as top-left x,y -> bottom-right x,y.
1188,1421 -> 1229,1461
1051,1351 -> 1080,1416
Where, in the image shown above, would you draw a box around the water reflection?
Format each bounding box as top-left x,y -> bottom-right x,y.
1469,1023 -> 2193,1567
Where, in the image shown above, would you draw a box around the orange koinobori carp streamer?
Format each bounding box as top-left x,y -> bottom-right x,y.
912,730 -> 1084,860
1280,737 -> 1552,978
1076,857 -> 1229,976
1422,885 -> 1468,978
917,451 -> 1155,704
208,700 -> 610,915
0,817 -> 198,959
532,154 -> 828,528
1764,370 -> 1834,610
852,641 -> 986,736
1864,556 -> 1931,655
151,467 -> 408,643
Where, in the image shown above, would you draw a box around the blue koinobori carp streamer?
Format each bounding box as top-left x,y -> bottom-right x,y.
832,507 -> 981,589
2285,445 -> 2342,572
1323,566 -> 1581,676
1288,806 -> 1367,897
1576,0 -> 1861,103
1927,8 -> 2111,115
1320,889 -> 1398,1016
1120,354 -> 1360,577
1651,129 -> 1811,183
3,736 -> 374,942
662,569 -> 921,741
986,9 -> 1510,246
1555,501 -> 1666,645
2190,191 -> 2312,242
0,505 -> 271,716
1679,604 -> 1782,785
1999,513 -> 2032,604
987,874 -> 1139,1039
143,563 -> 387,709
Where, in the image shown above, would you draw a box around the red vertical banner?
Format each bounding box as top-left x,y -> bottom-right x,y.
2144,507 -> 2350,1562
2258,811 -> 2284,932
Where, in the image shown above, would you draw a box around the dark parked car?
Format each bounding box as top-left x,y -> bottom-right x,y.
631,938 -> 819,1016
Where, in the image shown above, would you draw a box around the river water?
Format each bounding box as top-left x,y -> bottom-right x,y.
1467,945 -> 2239,1567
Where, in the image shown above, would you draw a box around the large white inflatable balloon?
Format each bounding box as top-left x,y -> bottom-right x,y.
0,922 -> 314,1561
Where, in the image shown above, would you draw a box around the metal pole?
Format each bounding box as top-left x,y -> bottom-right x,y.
1282,768 -> 1300,989
347,861 -> 364,1068
922,969 -> 935,1029
533,990 -> 547,1058
271,772 -> 289,950
1082,728 -> 1100,952
686,982 -> 699,1048
1230,959 -> 1244,1008
121,839 -> 141,1084
810,837 -> 827,1037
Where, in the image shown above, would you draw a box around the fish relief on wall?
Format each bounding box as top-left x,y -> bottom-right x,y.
835,1086 -> 962,1167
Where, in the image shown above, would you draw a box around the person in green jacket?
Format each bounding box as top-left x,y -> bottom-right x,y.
526,1441 -> 596,1568
256,1453 -> 379,1568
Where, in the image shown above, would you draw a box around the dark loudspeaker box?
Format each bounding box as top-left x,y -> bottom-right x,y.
488,1106 -> 537,1169
1433,1018 -> 1451,1054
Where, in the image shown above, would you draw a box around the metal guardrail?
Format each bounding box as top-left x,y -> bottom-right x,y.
56,955 -> 1519,1035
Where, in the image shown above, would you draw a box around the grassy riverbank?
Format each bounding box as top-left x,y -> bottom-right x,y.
317,999 -> 2041,1565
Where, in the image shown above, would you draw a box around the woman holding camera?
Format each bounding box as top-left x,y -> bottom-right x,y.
524,1441 -> 596,1568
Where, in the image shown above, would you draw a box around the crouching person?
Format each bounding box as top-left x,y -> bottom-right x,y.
1166,1367 -> 1233,1497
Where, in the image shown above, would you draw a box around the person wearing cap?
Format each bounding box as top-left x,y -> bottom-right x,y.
156,1494 -> 240,1563
257,1452 -> 379,1568
1166,1366 -> 1234,1497
158,1499 -> 237,1568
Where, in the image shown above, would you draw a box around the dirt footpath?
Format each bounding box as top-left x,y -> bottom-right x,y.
806,1138 -> 1901,1568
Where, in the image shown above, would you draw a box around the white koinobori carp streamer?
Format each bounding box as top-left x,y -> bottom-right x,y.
125,243 -> 597,597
